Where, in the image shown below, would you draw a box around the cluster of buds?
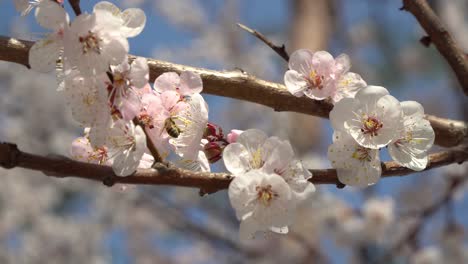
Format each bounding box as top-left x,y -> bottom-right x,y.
202,123 -> 242,163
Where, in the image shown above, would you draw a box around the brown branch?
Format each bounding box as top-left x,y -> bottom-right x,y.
0,36 -> 466,147
68,0 -> 82,16
402,0 -> 468,96
1,142 -> 467,195
237,23 -> 290,62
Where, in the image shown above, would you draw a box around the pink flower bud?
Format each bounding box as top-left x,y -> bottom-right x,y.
227,129 -> 243,143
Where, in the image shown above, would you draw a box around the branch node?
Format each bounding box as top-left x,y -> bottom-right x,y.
0,142 -> 19,169
420,35 -> 432,47
336,182 -> 346,189
102,176 -> 116,187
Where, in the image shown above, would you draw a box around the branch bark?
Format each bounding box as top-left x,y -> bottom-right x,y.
0,36 -> 465,148
402,0 -> 468,96
1,142 -> 467,195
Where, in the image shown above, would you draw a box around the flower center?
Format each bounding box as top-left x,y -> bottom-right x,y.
351,146 -> 372,162
256,184 -> 278,206
89,147 -> 108,165
361,116 -> 383,136
79,31 -> 102,55
306,70 -> 324,90
250,148 -> 264,169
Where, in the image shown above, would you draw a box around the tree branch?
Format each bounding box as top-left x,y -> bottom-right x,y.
402,0 -> 468,96
0,36 -> 466,147
1,142 -> 466,195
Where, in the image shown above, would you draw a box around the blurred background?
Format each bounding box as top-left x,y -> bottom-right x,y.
0,0 -> 467,263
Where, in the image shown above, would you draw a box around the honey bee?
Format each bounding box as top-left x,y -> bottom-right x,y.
162,117 -> 181,138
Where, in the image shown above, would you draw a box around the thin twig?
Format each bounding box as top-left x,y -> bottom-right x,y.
237,23 -> 290,62
0,36 -> 466,147
68,0 -> 82,16
402,0 -> 468,96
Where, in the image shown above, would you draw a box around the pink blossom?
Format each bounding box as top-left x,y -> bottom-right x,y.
284,49 -> 366,102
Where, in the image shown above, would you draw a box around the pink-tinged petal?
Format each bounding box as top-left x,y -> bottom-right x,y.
29,34 -> 62,73
179,71 -> 203,95
288,49 -> 314,75
312,51 -> 334,76
284,70 -> 306,97
160,90 -> 180,110
303,83 -> 334,100
119,90 -> 141,121
332,72 -> 366,103
121,8 -> 146,38
227,129 -> 243,143
334,53 -> 351,75
35,0 -> 68,30
154,72 -> 180,93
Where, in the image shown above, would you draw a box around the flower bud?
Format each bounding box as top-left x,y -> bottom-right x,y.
227,129 -> 243,143
203,141 -> 225,163
203,122 -> 224,142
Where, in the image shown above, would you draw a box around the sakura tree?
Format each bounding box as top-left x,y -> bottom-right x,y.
0,0 -> 467,262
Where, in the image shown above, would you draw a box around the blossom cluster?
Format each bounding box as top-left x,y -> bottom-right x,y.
284,49 -> 435,187
18,0 -> 211,176
18,0 -> 436,241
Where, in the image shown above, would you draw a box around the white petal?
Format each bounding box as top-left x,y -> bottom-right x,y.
103,37 -> 129,66
333,72 -> 366,103
355,85 -> 389,106
35,0 -> 68,30
29,35 -> 62,72
121,8 -> 146,38
112,150 -> 140,176
288,49 -> 314,75
388,144 -> 429,171
236,129 -> 268,153
179,71 -> 203,95
401,100 -> 425,119
223,143 -> 250,175
93,1 -> 120,15
154,72 -> 180,93
129,57 -> 149,88
284,70 -> 306,97
330,97 -> 355,132
334,53 -> 351,75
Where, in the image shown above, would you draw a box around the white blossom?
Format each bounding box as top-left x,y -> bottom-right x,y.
169,93 -> 209,160
330,85 -> 403,149
223,129 -> 315,202
93,1 -> 146,38
228,170 -> 293,240
29,0 -> 68,72
63,11 -> 129,75
328,132 -> 381,187
388,101 -> 434,171
106,120 -> 148,176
